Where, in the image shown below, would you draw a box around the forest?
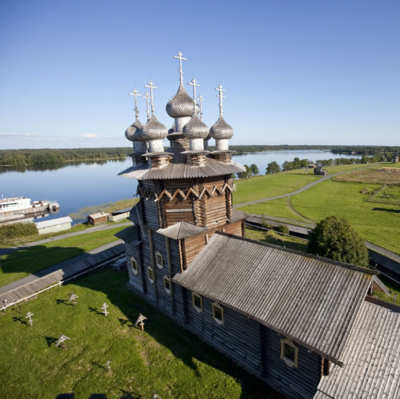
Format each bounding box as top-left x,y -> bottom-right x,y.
0,145 -> 398,166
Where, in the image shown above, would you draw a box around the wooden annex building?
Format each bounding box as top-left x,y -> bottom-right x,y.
117,53 -> 400,398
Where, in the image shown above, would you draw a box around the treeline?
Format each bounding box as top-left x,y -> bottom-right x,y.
0,148 -> 132,167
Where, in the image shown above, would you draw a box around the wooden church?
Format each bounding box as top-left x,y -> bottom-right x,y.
117,53 -> 400,398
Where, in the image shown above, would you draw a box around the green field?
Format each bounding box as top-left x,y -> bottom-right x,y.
0,226 -> 126,287
233,170 -> 321,204
0,268 -> 280,399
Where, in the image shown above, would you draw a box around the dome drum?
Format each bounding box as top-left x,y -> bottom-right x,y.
173,116 -> 191,133
147,139 -> 165,153
215,138 -> 230,151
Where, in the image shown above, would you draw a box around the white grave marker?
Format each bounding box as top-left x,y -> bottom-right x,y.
56,334 -> 70,348
135,313 -> 147,331
102,303 -> 109,317
69,293 -> 79,305
25,311 -> 34,326
106,360 -> 111,372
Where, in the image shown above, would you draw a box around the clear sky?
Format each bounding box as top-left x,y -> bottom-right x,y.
0,0 -> 399,149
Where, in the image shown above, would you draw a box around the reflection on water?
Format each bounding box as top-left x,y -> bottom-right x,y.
0,159 -> 126,174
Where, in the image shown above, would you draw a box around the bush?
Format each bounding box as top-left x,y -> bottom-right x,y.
260,214 -> 272,229
307,216 -> 369,267
0,222 -> 38,239
277,225 -> 289,235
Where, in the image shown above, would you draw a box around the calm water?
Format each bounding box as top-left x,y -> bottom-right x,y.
0,150 -> 360,223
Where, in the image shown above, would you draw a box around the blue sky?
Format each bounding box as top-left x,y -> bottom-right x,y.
0,0 -> 399,149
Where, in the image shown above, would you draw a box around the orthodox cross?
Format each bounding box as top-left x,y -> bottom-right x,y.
188,78 -> 200,113
69,293 -> 78,305
144,81 -> 158,116
128,89 -> 142,120
25,311 -> 34,326
215,84 -> 226,117
102,303 -> 109,317
173,51 -> 187,85
105,360 -> 111,372
56,334 -> 70,348
197,95 -> 205,120
135,313 -> 147,331
142,92 -> 151,120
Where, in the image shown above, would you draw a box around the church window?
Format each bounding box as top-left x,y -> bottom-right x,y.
147,266 -> 154,283
212,302 -> 224,325
280,338 -> 299,368
155,251 -> 163,269
163,276 -> 171,294
130,256 -> 138,274
192,293 -> 203,312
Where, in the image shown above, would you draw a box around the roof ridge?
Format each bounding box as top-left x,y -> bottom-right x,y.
214,231 -> 379,275
365,295 -> 400,312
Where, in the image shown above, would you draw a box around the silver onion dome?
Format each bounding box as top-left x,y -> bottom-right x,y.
125,119 -> 144,142
140,115 -> 168,141
183,114 -> 209,139
166,84 -> 199,118
210,116 -> 234,140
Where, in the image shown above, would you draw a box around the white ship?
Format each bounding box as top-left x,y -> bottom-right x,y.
0,196 -> 60,223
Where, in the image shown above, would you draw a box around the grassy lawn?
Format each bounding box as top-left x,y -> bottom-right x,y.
239,197 -> 312,224
233,171 -> 321,205
290,179 -> 400,255
245,226 -> 308,252
0,268 -> 281,399
323,163 -> 378,174
0,226 -> 127,287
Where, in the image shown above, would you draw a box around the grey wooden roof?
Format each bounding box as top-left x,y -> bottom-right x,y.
119,154 -> 245,180
173,232 -> 377,365
157,221 -> 208,239
114,225 -> 139,245
315,298 -> 400,399
228,209 -> 249,223
127,203 -> 143,225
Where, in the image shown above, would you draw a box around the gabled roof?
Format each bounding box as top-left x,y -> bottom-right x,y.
114,225 -> 140,246
315,298 -> 400,399
227,209 -> 249,223
157,221 -> 208,240
173,232 -> 377,365
34,216 -> 72,229
127,203 -> 143,225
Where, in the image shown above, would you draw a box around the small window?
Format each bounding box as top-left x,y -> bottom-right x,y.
212,302 -> 224,325
163,276 -> 171,294
155,251 -> 163,269
147,266 -> 154,283
192,293 -> 203,313
130,257 -> 138,275
280,338 -> 299,368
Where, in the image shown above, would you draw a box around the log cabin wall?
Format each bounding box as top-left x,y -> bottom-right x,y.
126,243 -> 145,294
264,329 -> 322,398
141,181 -> 161,230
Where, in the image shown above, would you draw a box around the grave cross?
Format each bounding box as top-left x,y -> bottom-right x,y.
142,92 -> 151,121
135,313 -> 147,331
215,84 -> 226,117
25,311 -> 34,326
102,303 -> 109,317
128,89 -> 142,120
197,95 -> 205,121
56,334 -> 70,348
173,51 -> 187,85
144,81 -> 158,116
2,299 -> 7,312
106,360 -> 111,372
69,293 -> 78,305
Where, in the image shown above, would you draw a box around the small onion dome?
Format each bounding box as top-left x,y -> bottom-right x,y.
166,84 -> 199,118
140,115 -> 168,141
183,114 -> 209,139
125,119 -> 144,142
210,116 -> 234,140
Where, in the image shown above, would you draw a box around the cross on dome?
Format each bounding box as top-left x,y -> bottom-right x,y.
144,81 -> 158,116
197,94 -> 205,120
142,92 -> 151,120
188,78 -> 200,114
173,51 -> 187,85
128,89 -> 142,120
215,84 -> 226,117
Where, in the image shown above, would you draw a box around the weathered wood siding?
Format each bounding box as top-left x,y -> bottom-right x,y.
141,181 -> 161,230
126,243 -> 145,294
264,329 -> 321,398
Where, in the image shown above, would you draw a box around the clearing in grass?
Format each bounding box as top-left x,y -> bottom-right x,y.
0,268 -> 282,399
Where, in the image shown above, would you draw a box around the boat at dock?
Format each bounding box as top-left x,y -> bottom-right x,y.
0,196 -> 60,224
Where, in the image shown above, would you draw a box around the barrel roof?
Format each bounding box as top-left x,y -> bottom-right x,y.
173,232 -> 377,365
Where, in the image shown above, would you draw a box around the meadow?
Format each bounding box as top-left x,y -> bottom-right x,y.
0,268 -> 281,399
0,226 -> 126,287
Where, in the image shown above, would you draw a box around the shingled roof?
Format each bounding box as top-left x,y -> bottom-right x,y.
157,221 -> 208,239
315,298 -> 400,399
173,232 -> 378,365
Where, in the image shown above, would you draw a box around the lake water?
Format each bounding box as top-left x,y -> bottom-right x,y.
0,150 -> 360,224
